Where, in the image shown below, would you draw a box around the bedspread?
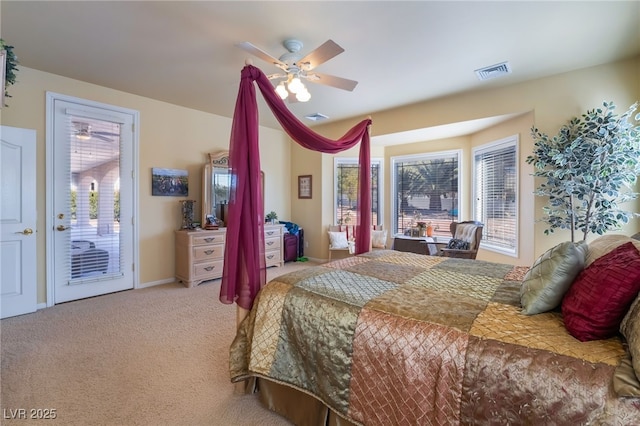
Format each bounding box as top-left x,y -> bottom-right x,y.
230,250 -> 640,425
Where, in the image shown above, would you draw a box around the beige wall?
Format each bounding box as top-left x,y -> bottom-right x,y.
1,67 -> 290,303
309,56 -> 640,261
3,56 -> 638,302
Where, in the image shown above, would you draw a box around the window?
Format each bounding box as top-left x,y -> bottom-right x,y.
334,158 -> 382,226
391,151 -> 460,235
473,135 -> 518,255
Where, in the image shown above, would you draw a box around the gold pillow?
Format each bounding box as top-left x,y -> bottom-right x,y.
586,234 -> 640,267
618,294 -> 640,396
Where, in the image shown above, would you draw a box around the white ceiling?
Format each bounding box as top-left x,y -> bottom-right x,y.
2,1 -> 639,142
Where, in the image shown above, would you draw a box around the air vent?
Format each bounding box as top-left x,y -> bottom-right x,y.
305,113 -> 329,121
474,61 -> 512,81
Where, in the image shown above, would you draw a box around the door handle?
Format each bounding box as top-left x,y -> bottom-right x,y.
56,225 -> 70,231
15,228 -> 34,235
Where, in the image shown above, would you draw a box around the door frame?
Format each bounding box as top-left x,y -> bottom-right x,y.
45,92 -> 140,307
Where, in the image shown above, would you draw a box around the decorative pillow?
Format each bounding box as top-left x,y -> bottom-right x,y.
585,234 -> 640,267
372,230 -> 388,248
617,294 -> 640,396
562,242 -> 640,342
612,352 -> 640,397
447,238 -> 470,250
520,241 -> 588,315
328,231 -> 349,249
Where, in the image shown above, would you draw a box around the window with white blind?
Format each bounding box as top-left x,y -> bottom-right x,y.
473,135 -> 518,256
334,158 -> 382,226
68,116 -> 123,281
391,151 -> 461,236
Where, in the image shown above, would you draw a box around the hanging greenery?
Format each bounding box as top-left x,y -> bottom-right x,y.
0,39 -> 19,105
526,101 -> 640,242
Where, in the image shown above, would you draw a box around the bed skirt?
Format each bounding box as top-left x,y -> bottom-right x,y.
252,378 -> 358,426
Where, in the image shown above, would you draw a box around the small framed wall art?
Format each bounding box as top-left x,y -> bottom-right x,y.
151,168 -> 189,196
298,175 -> 312,199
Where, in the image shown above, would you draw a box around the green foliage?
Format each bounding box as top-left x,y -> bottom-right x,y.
265,211 -> 278,221
0,39 -> 19,104
526,101 -> 640,241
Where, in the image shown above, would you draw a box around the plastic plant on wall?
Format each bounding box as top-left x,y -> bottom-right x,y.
526,101 -> 640,242
0,39 -> 19,106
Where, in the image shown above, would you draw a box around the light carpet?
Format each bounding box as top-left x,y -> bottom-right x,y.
1,263 -> 317,425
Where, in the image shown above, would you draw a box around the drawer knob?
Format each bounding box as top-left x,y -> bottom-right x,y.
204,266 -> 215,271
204,238 -> 215,243
267,254 -> 274,259
266,231 -> 274,236
266,241 -> 274,246
204,250 -> 215,255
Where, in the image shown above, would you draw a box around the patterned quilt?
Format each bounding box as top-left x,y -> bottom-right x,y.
230,250 -> 640,425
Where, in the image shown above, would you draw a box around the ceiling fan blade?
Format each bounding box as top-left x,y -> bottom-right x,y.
92,134 -> 114,142
297,40 -> 344,71
266,73 -> 286,80
237,42 -> 287,71
305,72 -> 358,92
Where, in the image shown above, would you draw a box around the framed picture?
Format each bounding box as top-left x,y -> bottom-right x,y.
151,168 -> 189,196
298,175 -> 312,199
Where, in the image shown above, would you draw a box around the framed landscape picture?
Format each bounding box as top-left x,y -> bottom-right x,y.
151,168 -> 188,196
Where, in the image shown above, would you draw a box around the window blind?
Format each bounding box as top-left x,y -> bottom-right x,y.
392,152 -> 459,235
66,115 -> 123,283
335,160 -> 380,226
473,138 -> 518,254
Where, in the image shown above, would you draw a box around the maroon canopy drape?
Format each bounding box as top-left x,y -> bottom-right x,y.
220,65 -> 372,310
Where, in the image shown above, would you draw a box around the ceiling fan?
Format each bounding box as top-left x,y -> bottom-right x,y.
73,121 -> 120,142
237,39 -> 358,102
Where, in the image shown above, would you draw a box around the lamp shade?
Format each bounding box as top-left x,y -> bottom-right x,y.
287,77 -> 303,94
275,82 -> 288,100
296,87 -> 311,102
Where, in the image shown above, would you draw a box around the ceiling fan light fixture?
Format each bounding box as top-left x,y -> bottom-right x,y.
288,77 -> 303,94
275,82 -> 288,100
76,130 -> 92,140
296,87 -> 311,102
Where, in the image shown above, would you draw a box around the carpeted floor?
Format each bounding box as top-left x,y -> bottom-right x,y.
1,262 -> 317,425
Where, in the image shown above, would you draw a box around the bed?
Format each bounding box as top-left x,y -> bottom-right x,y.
230,236 -> 640,425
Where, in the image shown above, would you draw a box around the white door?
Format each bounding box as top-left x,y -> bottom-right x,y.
1,126 -> 37,319
48,95 -> 137,303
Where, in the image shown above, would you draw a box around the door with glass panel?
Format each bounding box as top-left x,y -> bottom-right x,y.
49,95 -> 136,303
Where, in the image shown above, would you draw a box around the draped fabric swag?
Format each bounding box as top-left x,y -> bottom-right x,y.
220,65 -> 372,310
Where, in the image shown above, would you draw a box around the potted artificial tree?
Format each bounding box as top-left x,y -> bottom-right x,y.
526,101 -> 640,242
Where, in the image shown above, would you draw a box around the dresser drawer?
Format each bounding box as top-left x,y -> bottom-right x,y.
193,259 -> 224,279
264,236 -> 281,250
265,250 -> 281,267
193,244 -> 224,261
193,233 -> 225,246
264,228 -> 280,239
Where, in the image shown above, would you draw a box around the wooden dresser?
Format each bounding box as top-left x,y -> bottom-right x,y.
175,224 -> 284,288
175,229 -> 226,288
263,224 -> 284,268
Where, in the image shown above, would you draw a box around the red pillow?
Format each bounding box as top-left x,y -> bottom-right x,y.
562,242 -> 640,342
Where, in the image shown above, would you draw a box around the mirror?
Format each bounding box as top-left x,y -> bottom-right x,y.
202,151 -> 264,227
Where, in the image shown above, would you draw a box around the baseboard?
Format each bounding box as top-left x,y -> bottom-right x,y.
138,277 -> 176,288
